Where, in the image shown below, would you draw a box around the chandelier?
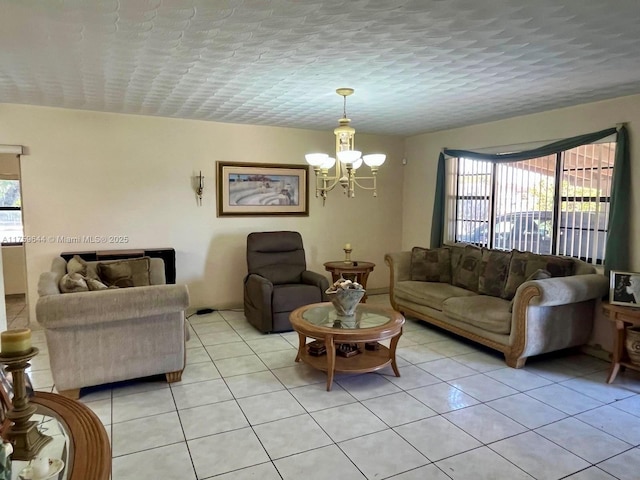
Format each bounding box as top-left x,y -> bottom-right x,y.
305,88 -> 386,205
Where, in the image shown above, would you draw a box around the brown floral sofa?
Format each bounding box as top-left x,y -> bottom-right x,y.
385,244 -> 608,367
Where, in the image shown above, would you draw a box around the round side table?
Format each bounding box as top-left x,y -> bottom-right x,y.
323,261 -> 375,302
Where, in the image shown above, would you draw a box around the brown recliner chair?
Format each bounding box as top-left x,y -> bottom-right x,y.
244,231 -> 329,333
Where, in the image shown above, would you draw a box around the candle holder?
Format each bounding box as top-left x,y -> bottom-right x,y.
343,247 -> 353,265
0,348 -> 51,461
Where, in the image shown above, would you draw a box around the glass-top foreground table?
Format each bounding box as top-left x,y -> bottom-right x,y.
8,392 -> 111,480
289,303 -> 405,391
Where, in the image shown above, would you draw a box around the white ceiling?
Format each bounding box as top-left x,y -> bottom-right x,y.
2,0 -> 640,136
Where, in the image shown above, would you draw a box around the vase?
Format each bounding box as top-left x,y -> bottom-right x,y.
326,288 -> 365,316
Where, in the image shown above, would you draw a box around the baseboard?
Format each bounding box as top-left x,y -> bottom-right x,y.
187,302 -> 243,315
366,287 -> 389,295
187,291 -> 390,316
581,343 -> 612,362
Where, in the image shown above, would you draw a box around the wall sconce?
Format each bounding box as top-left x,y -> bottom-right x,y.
193,171 -> 204,206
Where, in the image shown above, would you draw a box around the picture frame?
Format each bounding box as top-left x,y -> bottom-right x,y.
609,270 -> 640,306
216,161 -> 309,217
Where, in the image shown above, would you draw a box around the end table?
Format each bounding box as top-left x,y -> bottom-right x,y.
602,301 -> 640,383
323,261 -> 375,302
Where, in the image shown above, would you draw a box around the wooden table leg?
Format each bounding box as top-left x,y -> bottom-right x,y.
326,335 -> 336,391
389,329 -> 402,377
295,333 -> 306,362
607,320 -> 625,383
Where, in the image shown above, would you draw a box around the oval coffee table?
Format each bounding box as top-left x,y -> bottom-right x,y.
289,302 -> 405,391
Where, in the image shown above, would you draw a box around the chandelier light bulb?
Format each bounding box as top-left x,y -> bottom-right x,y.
321,157 -> 336,170
363,154 -> 386,167
337,150 -> 362,164
306,153 -> 329,167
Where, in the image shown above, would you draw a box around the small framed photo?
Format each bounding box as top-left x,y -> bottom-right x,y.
609,270 -> 640,306
216,161 -> 309,217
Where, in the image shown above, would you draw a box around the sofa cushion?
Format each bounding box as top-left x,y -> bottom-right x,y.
97,257 -> 151,288
452,245 -> 483,292
59,273 -> 89,293
442,295 -> 512,335
449,244 -> 466,274
410,246 -> 451,283
67,255 -> 87,275
395,280 -> 477,311
478,249 -> 512,297
67,255 -> 101,280
503,251 -> 575,300
86,277 -> 109,291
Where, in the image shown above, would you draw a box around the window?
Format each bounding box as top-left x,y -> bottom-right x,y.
451,141 -> 615,264
0,179 -> 23,245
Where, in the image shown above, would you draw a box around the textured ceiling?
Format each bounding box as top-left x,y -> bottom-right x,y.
1,0 -> 640,136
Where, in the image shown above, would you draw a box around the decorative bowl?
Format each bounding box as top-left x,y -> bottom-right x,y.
326,287 -> 365,316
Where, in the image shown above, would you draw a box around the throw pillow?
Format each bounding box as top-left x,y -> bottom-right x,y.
86,277 -> 109,291
477,249 -> 512,297
66,255 -> 87,275
502,250 -> 529,300
410,246 -> 451,283
524,253 -> 575,279
509,269 -> 551,312
59,273 -> 89,293
503,251 -> 575,300
97,257 -> 151,288
452,244 -> 483,292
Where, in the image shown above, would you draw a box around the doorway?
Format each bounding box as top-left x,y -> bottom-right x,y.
0,146 -> 27,331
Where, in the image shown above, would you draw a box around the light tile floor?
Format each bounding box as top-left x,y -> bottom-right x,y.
6,293 -> 28,329
22,295 -> 640,480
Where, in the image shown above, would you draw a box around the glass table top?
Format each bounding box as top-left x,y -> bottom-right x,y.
11,411 -> 69,480
301,304 -> 393,330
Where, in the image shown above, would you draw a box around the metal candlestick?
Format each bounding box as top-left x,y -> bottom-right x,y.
0,347 -> 52,460
343,248 -> 353,265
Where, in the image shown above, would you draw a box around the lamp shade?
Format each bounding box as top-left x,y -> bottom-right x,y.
363,154 -> 386,167
321,157 -> 336,169
306,153 -> 329,166
337,150 -> 362,164
351,158 -> 363,170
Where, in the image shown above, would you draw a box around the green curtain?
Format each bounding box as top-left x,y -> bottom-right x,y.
430,127 -> 629,272
605,126 -> 630,274
430,152 -> 446,248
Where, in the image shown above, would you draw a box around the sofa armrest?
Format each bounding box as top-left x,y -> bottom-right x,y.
301,271 -> 330,301
385,252 -> 411,283
36,284 -> 189,329
513,274 -> 608,309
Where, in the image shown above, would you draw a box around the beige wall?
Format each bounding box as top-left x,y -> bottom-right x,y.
404,93 -> 640,352
0,104 -> 405,320
2,246 -> 26,295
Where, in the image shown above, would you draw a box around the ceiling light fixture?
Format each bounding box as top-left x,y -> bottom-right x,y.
305,88 -> 386,205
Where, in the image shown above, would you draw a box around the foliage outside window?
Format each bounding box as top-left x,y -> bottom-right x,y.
451,141 -> 614,264
0,179 -> 23,245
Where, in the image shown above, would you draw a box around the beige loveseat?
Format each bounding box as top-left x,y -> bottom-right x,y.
36,256 -> 189,399
385,244 -> 608,368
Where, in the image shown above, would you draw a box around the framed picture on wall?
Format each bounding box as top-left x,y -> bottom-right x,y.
216,161 -> 309,217
610,270 -> 640,306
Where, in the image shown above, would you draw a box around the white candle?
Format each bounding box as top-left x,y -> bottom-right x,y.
344,243 -> 351,250
1,328 -> 32,355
